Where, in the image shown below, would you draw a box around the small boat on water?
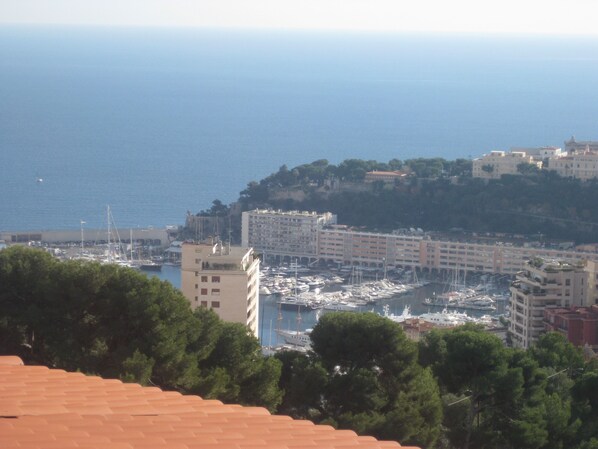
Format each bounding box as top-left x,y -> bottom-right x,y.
138,261 -> 162,272
418,308 -> 471,327
276,328 -> 312,348
322,301 -> 360,312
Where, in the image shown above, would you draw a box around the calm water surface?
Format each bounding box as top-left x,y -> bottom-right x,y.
2,27 -> 598,231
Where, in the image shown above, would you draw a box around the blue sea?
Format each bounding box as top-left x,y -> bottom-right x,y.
2,26 -> 598,231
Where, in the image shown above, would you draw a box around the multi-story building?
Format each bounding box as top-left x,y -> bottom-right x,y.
318,226 -> 423,269
548,148 -> 598,181
241,209 -> 598,276
544,305 -> 598,350
181,241 -> 260,338
241,209 -> 336,263
509,259 -> 598,349
472,151 -> 541,180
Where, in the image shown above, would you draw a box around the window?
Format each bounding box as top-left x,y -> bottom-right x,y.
212,276 -> 220,283
195,258 -> 201,264
211,301 -> 220,308
201,301 -> 208,307
195,284 -> 198,289
212,288 -> 220,296
200,288 -> 208,295
565,279 -> 571,286
201,276 -> 208,282
194,296 -> 198,302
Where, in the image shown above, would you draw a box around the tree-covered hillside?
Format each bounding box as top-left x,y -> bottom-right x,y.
233,159 -> 598,243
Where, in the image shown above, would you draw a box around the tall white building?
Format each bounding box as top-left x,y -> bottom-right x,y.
509,259 -> 598,349
181,242 -> 260,338
241,209 -> 336,263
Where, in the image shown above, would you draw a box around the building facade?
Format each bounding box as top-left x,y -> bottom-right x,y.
509,259 -> 598,349
548,149 -> 598,181
241,209 -> 336,263
544,305 -> 598,349
181,242 -> 260,337
472,151 -> 541,180
318,226 -> 423,269
241,209 -> 598,276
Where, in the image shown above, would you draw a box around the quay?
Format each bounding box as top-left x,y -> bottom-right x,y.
0,228 -> 175,247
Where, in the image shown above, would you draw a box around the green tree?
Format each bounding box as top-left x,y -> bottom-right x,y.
420,325 -> 526,449
193,321 -> 282,411
0,246 -> 282,410
281,312 -> 442,448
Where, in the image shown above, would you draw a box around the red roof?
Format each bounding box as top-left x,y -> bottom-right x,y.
0,356 -> 416,449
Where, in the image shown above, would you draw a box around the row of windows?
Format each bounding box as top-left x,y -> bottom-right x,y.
194,287 -> 221,296
194,273 -> 220,282
194,299 -> 220,309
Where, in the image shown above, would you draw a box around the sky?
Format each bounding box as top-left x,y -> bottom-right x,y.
2,0 -> 598,35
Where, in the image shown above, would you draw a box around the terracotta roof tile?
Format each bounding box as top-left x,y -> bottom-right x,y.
0,356 -> 412,449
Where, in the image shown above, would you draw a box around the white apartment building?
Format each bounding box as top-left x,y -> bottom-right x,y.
549,149 -> 598,181
509,259 -> 598,349
241,209 -> 336,263
181,242 -> 260,338
472,151 -> 542,180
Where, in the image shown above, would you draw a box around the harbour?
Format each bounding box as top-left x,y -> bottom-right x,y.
149,263 -> 509,348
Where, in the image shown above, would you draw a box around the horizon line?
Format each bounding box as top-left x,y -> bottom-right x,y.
3,22 -> 598,39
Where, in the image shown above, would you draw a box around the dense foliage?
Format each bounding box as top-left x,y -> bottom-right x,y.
419,326 -> 598,449
234,159 -> 598,242
276,312 -> 442,448
6,247 -> 598,448
0,246 -> 282,410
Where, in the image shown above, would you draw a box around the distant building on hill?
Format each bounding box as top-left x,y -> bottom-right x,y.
181,241 -> 260,337
509,259 -> 598,349
548,147 -> 598,181
472,150 -> 541,180
364,170 -> 408,183
510,146 -> 563,161
564,136 -> 598,153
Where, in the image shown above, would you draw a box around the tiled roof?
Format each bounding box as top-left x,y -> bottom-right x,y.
0,356 -> 417,449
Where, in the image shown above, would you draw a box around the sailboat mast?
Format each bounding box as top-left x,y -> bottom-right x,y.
107,205 -> 112,263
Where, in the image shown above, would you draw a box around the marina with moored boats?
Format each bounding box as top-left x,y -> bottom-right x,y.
259,264 -> 510,351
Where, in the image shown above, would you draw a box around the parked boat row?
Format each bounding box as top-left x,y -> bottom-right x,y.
273,305 -> 499,352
